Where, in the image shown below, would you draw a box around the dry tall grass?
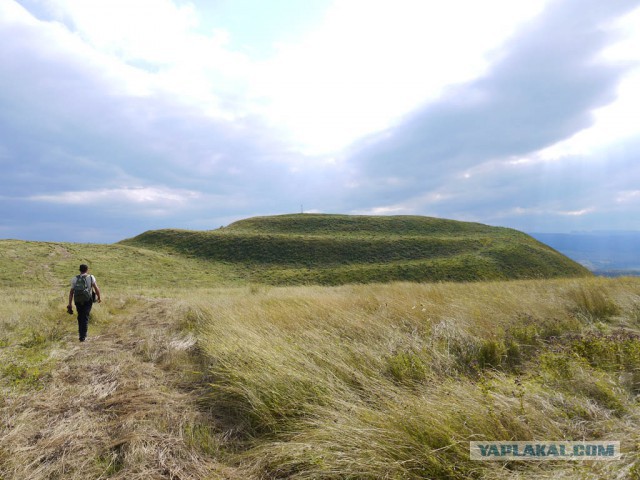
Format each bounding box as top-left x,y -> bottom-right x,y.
192,277 -> 640,479
0,289 -> 235,479
2,278 -> 639,479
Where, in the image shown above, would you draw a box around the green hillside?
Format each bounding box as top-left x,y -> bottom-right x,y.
0,240 -> 241,289
119,214 -> 591,285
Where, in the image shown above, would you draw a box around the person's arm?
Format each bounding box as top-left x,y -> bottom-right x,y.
92,278 -> 102,303
68,288 -> 74,309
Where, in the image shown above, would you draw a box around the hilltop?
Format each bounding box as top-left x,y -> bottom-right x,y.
119,213 -> 591,285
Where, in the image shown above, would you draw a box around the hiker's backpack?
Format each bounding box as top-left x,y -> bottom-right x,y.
74,275 -> 93,304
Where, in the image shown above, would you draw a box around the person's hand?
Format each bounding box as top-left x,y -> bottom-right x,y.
97,297 -> 102,303
67,305 -> 73,315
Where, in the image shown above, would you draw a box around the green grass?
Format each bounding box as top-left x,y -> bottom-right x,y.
224,213 -> 507,236
1,214 -> 590,289
0,239 -> 243,289
118,214 -> 591,285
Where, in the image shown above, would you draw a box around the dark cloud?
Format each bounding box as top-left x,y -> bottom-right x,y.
345,0 -> 640,207
401,135 -> 640,232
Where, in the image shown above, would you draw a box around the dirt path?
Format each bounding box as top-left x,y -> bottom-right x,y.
0,297 -> 239,480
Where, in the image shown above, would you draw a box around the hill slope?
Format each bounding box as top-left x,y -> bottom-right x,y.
0,240 -> 242,289
119,214 -> 591,285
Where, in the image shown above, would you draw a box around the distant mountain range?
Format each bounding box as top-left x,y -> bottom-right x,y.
529,232 -> 640,276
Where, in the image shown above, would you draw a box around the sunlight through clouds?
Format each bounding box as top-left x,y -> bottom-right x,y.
251,0 -> 551,154
39,0 -> 254,115
49,0 -> 200,64
2,0 -> 640,240
533,6 -> 640,162
34,0 -> 554,155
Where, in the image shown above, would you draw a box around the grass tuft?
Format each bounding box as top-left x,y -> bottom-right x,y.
568,281 -> 621,321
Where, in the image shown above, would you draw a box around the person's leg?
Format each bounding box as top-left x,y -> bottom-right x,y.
76,302 -> 92,341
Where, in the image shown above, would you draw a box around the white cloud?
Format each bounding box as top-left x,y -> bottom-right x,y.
3,0 -> 640,241
560,208 -> 596,216
352,205 -> 411,216
534,7 -> 640,162
28,0 -> 547,156
616,190 -> 640,204
536,69 -> 640,162
20,0 -> 603,161
250,0 -> 550,154
497,206 -> 596,219
29,186 -> 202,213
48,0 -> 200,64
34,0 -> 254,117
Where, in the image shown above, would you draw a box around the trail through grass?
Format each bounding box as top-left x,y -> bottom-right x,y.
0,291 -> 235,479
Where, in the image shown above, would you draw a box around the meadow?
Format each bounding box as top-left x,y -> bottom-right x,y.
1,277 -> 639,479
0,215 -> 635,478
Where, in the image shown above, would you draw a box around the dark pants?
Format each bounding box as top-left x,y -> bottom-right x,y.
76,301 -> 93,340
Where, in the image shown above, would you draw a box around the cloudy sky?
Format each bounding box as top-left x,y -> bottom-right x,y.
2,0 -> 640,242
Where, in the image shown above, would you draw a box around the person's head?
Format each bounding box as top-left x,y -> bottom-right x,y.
79,264 -> 89,273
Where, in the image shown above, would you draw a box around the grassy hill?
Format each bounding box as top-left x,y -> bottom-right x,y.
119,214 -> 591,285
0,240 -> 242,289
0,214 -> 591,289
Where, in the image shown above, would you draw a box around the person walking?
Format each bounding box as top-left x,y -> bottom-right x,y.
67,264 -> 102,342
